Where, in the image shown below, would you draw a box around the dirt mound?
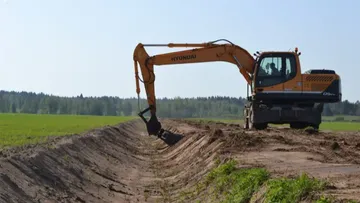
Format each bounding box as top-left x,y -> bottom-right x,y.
0,121 -> 157,203
0,119 -> 225,203
0,119 -> 360,202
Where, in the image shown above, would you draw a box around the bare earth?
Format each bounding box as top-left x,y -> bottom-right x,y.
1,119 -> 360,203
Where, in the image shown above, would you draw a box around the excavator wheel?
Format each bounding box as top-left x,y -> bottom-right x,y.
243,119 -> 249,129
246,104 -> 268,130
253,123 -> 268,130
290,122 -> 307,129
243,108 -> 249,129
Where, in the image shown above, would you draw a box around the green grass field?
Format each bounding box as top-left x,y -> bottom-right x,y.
319,122 -> 360,131
0,113 -> 136,147
322,115 -> 360,122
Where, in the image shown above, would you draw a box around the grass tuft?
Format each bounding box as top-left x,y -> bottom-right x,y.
315,195 -> 335,203
185,159 -> 349,203
205,159 -> 270,203
314,195 -> 360,203
264,172 -> 327,202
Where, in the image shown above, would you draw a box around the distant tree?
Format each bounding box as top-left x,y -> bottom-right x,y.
0,90 -> 358,119
11,103 -> 16,113
122,101 -> 132,116
90,101 -> 103,116
48,98 -> 59,114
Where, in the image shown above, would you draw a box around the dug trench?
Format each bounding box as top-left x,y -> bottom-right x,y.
1,119 -> 360,202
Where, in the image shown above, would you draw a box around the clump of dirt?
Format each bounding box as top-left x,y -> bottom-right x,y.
222,131 -> 264,150
331,141 -> 341,150
208,128 -> 224,143
304,127 -> 319,135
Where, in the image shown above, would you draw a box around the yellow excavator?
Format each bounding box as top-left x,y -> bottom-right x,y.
133,39 -> 341,137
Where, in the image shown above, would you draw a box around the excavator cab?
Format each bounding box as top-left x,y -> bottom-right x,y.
253,52 -> 298,94
251,51 -> 301,102
244,48 -> 341,130
251,49 -> 341,104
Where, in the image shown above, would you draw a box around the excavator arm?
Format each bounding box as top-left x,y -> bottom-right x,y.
133,39 -> 255,136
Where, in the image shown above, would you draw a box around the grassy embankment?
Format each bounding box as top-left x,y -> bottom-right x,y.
187,116 -> 360,132
0,113 -> 137,147
180,159 -> 358,203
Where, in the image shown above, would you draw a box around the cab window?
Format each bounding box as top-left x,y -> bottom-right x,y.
255,54 -> 297,87
259,57 -> 282,77
285,57 -> 296,79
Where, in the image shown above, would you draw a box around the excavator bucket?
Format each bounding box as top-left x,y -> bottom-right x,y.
138,107 -> 164,137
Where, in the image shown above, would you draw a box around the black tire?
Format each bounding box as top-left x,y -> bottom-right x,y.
254,123 -> 268,130
290,122 -> 307,129
310,124 -> 320,131
316,103 -> 324,113
243,118 -> 249,129
247,105 -> 267,130
243,108 -> 249,129
248,108 -> 254,129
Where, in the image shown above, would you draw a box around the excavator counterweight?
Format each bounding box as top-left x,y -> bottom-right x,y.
133,39 -> 341,136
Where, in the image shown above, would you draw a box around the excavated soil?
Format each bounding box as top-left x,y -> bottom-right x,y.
1,119 -> 360,202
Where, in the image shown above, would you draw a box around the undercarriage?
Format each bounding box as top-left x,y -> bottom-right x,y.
243,101 -> 324,130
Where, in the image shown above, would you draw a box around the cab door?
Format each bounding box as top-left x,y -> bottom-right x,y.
282,54 -> 302,94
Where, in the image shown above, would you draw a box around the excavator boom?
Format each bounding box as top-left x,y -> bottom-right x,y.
133,39 -> 255,136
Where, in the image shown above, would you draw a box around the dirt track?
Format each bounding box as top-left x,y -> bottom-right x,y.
1,119 -> 360,202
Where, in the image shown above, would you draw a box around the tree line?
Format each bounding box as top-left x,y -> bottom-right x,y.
0,90 -> 359,118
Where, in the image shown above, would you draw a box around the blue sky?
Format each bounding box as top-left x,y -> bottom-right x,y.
0,0 -> 359,102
